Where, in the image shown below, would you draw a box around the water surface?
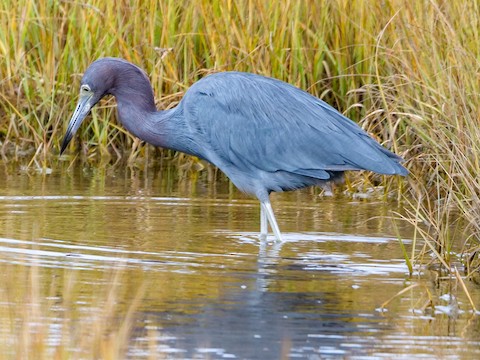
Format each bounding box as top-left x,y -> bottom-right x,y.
0,163 -> 478,359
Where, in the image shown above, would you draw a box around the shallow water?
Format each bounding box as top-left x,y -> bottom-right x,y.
0,163 -> 478,359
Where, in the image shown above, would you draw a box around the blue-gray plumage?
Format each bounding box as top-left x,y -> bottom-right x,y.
60,57 -> 407,241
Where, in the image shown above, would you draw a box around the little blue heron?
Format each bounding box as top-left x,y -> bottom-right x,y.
60,57 -> 408,241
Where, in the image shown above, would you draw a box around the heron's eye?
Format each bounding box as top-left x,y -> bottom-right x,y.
80,84 -> 91,94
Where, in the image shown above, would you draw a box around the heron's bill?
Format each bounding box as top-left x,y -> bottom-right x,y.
60,93 -> 93,154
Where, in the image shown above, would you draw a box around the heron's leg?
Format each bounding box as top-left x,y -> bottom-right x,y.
260,200 -> 284,242
260,204 -> 268,240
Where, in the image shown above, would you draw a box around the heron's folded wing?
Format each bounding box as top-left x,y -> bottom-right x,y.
183,72 -> 407,178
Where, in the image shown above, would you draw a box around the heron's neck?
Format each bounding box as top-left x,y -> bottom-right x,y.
115,97 -> 155,139
115,97 -> 203,158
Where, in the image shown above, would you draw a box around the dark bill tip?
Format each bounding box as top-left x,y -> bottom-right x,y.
60,133 -> 73,155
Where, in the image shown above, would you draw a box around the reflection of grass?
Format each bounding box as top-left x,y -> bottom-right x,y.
0,263 -> 148,358
1,1 -> 479,304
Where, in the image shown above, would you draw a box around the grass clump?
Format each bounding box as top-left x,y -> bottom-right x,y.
0,263 -> 149,359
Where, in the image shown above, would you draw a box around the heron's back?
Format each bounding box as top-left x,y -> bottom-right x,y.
178,71 -> 407,197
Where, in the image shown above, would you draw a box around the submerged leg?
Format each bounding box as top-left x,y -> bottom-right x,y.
260,200 -> 284,242
260,204 -> 268,240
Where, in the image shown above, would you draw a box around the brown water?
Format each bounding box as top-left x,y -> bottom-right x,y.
0,163 -> 479,359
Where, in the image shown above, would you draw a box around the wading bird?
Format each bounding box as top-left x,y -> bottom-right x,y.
60,58 -> 407,241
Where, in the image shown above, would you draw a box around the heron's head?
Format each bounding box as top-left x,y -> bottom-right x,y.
60,57 -> 153,154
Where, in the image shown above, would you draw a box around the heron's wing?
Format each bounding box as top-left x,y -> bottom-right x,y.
183,72 -> 407,179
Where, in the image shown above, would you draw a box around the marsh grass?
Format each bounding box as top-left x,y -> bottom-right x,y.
1,1 -> 480,303
0,261 -> 152,359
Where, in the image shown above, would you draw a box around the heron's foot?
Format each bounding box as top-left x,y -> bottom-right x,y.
258,232 -> 284,243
